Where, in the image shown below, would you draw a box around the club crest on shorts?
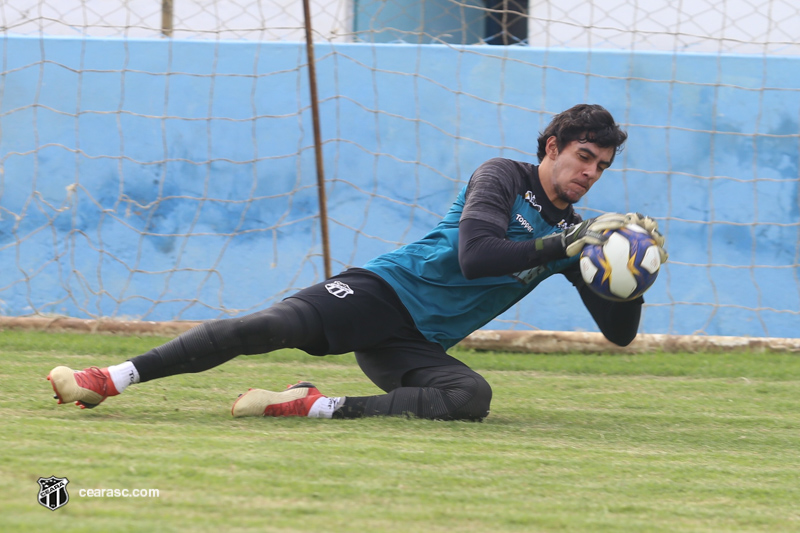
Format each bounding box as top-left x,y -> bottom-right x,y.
325,280 -> 354,299
37,476 -> 70,511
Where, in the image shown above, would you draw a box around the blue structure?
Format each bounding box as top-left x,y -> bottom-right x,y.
1,35 -> 798,338
353,0 -> 485,44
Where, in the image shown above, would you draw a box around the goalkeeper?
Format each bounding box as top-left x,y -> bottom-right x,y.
47,103 -> 667,421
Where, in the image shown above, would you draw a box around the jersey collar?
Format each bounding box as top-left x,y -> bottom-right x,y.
529,165 -> 577,228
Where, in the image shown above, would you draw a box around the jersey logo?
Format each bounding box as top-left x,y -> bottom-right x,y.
524,191 -> 542,212
515,213 -> 535,233
325,281 -> 354,299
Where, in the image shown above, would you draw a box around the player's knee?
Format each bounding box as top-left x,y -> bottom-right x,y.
401,365 -> 493,421
435,368 -> 493,421
456,372 -> 493,420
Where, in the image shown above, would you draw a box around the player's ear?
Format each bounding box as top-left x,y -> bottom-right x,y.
545,136 -> 559,160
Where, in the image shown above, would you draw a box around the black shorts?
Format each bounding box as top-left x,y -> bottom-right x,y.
287,268 -> 472,392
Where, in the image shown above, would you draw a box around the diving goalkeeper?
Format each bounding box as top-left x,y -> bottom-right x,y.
47,103 -> 667,421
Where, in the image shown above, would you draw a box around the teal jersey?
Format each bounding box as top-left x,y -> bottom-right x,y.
363,158 -> 580,349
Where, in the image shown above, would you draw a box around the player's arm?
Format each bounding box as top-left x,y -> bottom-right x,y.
457,159 -> 567,279
562,264 -> 642,346
458,218 -> 564,279
458,215 -> 630,279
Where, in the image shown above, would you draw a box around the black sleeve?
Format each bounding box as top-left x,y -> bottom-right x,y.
458,218 -> 566,279
562,265 -> 642,346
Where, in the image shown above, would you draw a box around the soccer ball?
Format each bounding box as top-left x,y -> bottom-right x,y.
579,224 -> 661,302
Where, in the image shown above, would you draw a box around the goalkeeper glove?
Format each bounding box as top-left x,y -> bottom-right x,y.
622,212 -> 669,263
561,212 -> 628,257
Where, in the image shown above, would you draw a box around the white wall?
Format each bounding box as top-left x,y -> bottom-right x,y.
0,0 -> 353,42
527,0 -> 800,55
2,0 -> 798,54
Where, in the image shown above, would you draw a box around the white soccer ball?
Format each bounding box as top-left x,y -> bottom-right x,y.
579,224 -> 661,301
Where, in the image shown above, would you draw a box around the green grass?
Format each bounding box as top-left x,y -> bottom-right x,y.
3,330 -> 800,532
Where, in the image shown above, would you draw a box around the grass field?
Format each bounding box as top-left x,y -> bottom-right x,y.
2,330 -> 800,532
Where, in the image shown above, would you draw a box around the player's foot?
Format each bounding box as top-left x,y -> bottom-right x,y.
231,381 -> 326,417
47,366 -> 120,409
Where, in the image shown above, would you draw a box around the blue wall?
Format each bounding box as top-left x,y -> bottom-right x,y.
1,35 -> 798,338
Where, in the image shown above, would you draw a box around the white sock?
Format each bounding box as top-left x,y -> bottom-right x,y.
107,361 -> 140,393
307,396 -> 344,419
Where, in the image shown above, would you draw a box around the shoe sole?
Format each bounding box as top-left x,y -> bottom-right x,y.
47,366 -> 103,409
231,382 -> 317,417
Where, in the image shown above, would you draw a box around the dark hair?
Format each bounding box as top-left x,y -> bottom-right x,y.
536,104 -> 628,163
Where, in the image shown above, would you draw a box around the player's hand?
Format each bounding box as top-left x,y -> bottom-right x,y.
623,212 -> 659,233
561,213 -> 627,257
623,212 -> 669,263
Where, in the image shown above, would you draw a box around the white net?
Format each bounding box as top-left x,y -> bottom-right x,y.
3,0 -> 799,53
1,0 -> 798,339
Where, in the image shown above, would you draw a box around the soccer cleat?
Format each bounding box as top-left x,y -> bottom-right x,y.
47,366 -> 120,409
231,381 -> 325,418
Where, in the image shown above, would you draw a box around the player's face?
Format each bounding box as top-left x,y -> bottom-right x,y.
548,138 -> 614,208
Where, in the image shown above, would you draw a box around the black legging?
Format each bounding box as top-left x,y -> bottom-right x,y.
339,364 -> 492,421
128,299 -> 492,421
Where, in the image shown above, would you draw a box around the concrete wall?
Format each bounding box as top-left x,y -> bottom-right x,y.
1,35 -> 798,338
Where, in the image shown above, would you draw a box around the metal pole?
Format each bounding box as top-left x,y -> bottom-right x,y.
302,0 -> 332,279
162,0 -> 174,37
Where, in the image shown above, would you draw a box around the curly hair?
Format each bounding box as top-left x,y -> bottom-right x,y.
536,104 -> 628,163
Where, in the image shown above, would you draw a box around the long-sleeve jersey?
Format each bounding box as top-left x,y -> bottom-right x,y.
364,157 -> 641,349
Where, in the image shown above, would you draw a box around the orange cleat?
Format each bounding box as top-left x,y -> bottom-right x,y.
231,381 -> 325,417
47,366 -> 120,409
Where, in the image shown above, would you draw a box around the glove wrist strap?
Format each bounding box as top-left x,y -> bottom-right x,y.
535,233 -> 569,261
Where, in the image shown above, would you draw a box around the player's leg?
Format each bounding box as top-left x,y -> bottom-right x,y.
233,304 -> 493,421
335,363 -> 492,421
231,362 -> 491,421
128,298 -> 325,381
47,298 -> 327,409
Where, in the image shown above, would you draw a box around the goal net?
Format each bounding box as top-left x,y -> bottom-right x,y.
1,0 -> 798,340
